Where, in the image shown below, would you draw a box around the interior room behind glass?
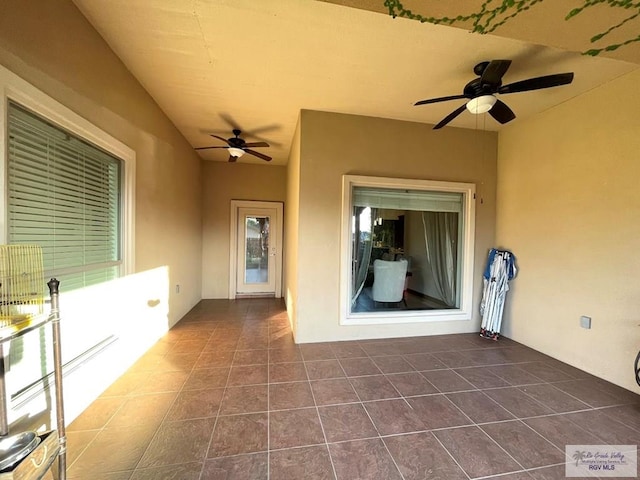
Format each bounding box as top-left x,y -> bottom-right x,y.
350,187 -> 463,314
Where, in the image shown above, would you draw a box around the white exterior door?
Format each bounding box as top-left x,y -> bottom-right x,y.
230,201 -> 283,298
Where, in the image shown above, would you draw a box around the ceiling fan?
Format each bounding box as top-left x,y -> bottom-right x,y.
415,59 -> 574,130
195,129 -> 271,162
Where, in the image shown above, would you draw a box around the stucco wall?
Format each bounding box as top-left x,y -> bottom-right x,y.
294,110 -> 497,343
201,161 -> 287,298
285,117 -> 302,334
497,68 -> 640,393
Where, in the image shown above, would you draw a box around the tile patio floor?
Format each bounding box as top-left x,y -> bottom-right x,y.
62,299 -> 640,479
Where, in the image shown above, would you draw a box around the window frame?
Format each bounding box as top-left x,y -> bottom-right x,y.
0,65 -> 135,279
339,175 -> 476,326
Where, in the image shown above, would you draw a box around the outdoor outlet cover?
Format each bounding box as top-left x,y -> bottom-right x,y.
580,315 -> 591,329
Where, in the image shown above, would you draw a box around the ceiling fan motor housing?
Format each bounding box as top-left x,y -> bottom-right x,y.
228,133 -> 246,148
464,77 -> 500,98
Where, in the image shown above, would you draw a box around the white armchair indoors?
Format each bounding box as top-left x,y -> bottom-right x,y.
371,258 -> 408,307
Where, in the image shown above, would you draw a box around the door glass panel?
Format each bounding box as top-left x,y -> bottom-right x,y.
245,216 -> 270,284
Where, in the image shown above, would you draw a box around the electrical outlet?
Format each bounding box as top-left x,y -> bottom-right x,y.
580,315 -> 591,329
176,284 -> 180,294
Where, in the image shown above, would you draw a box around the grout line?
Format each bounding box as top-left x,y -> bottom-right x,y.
429,431 -> 472,480
199,330 -> 240,480
518,418 -> 570,457
126,337 -> 207,475
301,353 -> 340,480
336,359 -> 408,480
474,421 -> 528,473
266,338 -> 270,480
470,468 -> 533,479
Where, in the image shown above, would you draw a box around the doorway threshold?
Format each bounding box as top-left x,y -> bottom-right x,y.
235,293 -> 276,299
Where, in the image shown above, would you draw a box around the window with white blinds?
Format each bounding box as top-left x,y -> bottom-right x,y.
7,102 -> 122,291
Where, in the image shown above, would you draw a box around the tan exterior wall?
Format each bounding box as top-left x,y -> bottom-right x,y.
201,162 -> 287,298
0,0 -> 203,322
294,110 -> 497,343
0,0 -> 203,427
285,118 -> 302,334
497,68 -> 640,393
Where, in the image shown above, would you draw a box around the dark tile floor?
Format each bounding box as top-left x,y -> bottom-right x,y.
61,299 -> 640,479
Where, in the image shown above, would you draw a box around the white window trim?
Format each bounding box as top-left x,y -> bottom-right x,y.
0,65 -> 135,277
340,175 -> 475,326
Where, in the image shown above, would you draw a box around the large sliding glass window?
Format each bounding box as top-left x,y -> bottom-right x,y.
341,175 -> 475,325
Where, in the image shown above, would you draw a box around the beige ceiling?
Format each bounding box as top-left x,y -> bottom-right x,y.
72,0 -> 639,166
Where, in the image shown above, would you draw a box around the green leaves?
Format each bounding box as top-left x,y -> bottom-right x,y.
383,0 -> 640,57
385,0 -> 544,35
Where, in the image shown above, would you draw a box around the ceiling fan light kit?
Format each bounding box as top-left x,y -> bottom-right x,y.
414,59 -> 574,129
466,95 -> 497,114
227,147 -> 245,158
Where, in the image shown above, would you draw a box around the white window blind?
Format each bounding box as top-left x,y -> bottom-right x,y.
353,187 -> 463,212
7,102 -> 122,291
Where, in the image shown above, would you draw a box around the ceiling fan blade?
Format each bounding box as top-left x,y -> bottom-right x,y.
194,146 -> 229,150
209,134 -> 231,144
243,124 -> 280,136
499,72 -> 574,94
244,149 -> 272,161
481,59 -> 512,86
415,94 -> 469,106
218,115 -> 280,142
220,112 -> 241,131
243,142 -> 270,148
228,155 -> 238,163
488,99 -> 516,124
433,104 -> 467,130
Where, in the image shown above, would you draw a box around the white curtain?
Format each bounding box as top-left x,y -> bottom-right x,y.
352,207 -> 376,306
421,211 -> 458,307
